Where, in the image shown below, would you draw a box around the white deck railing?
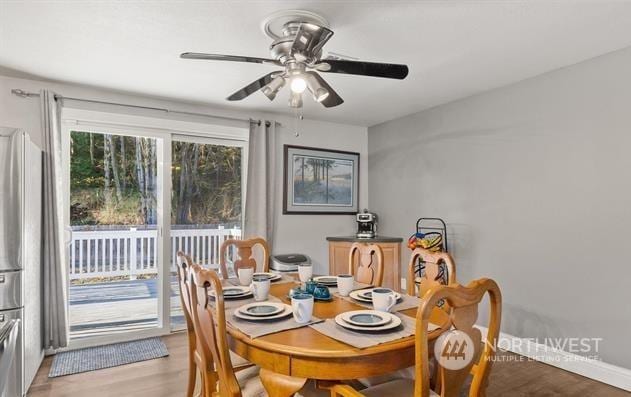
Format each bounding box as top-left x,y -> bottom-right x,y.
69,226 -> 241,280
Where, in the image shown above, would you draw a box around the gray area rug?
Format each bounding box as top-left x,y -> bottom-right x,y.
49,337 -> 169,377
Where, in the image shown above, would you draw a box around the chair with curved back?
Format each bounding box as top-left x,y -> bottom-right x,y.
175,251 -> 199,397
331,278 -> 503,397
189,264 -> 263,396
219,237 -> 270,279
357,248 -> 457,389
177,252 -> 251,397
407,248 -> 456,301
348,243 -> 384,287
188,265 -> 328,397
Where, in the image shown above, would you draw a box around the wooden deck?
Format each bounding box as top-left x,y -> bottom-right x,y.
69,276 -> 185,338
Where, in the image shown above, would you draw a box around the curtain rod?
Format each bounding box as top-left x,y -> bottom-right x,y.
10,88 -> 270,127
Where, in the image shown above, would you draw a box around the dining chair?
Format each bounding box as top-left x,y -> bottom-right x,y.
175,251 -> 200,397
407,248 -> 456,301
348,243 -> 384,286
219,237 -> 270,279
357,248 -> 456,389
189,265 -> 328,397
178,252 -> 251,397
330,278 -> 503,397
189,264 -> 260,396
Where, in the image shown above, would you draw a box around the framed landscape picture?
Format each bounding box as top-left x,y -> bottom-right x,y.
283,145 -> 359,214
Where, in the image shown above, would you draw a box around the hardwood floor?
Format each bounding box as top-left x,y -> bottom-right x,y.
27,333 -> 629,397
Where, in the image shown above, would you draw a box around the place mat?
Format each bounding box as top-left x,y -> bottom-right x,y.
338,292 -> 422,312
221,278 -> 239,287
329,281 -> 373,294
210,294 -> 282,310
227,309 -> 323,339
225,274 -> 296,286
309,314 -> 440,349
272,274 -> 298,285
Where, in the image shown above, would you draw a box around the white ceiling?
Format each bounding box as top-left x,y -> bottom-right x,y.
2,1 -> 631,127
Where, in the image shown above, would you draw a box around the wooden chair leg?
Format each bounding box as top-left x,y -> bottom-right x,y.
203,371 -> 215,397
186,349 -> 196,397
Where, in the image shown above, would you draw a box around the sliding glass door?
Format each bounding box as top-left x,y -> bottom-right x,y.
64,126 -> 169,345
169,135 -> 246,331
62,117 -> 247,344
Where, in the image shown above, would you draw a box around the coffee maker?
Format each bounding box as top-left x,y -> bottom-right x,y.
356,209 -> 378,239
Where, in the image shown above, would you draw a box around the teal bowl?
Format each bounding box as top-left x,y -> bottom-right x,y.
313,283 -> 331,300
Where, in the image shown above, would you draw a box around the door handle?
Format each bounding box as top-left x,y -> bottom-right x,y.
0,275 -> 5,283
0,314 -> 4,322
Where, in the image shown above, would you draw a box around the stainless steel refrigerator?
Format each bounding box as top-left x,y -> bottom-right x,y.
0,128 -> 43,397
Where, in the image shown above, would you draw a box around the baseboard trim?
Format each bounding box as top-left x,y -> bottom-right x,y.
477,326 -> 631,392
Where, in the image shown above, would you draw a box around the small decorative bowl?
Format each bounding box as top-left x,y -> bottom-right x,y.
305,280 -> 318,295
313,283 -> 331,300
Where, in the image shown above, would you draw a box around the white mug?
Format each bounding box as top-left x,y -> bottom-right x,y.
297,264 -> 313,284
337,274 -> 354,297
372,288 -> 397,312
237,267 -> 254,286
251,275 -> 271,302
291,293 -> 314,324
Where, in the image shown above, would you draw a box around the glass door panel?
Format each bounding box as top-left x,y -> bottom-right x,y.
67,130 -> 162,339
170,136 -> 244,331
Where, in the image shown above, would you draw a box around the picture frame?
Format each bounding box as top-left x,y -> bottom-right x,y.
283,145 -> 360,215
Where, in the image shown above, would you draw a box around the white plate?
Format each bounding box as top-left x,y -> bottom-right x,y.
351,289 -> 402,303
233,304 -> 293,322
340,310 -> 392,327
253,272 -> 282,282
237,302 -> 285,317
335,311 -> 402,332
313,276 -> 338,285
209,286 -> 252,299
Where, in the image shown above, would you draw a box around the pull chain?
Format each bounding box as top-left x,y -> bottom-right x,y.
293,107 -> 304,137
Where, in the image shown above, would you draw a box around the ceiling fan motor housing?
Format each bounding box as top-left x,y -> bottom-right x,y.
270,21 -> 323,64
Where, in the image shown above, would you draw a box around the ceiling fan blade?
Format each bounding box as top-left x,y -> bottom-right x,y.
314,59 -> 409,80
227,71 -> 281,101
305,71 -> 344,108
290,23 -> 333,59
180,52 -> 281,66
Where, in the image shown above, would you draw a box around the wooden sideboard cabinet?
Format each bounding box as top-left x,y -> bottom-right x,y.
326,236 -> 403,291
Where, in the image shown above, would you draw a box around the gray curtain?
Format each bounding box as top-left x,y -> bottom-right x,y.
40,90 -> 69,349
244,120 -> 277,247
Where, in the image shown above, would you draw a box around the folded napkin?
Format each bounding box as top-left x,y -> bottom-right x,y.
337,291 -> 422,312
309,313 -> 440,349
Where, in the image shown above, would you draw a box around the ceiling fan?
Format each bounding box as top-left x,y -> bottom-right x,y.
180,10 -> 409,109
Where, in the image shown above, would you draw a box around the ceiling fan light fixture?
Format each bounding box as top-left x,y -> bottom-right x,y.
290,76 -> 307,93
312,87 -> 329,102
303,73 -> 329,102
289,91 -> 303,108
261,75 -> 285,100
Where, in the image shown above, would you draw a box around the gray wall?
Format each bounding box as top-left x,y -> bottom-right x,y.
368,46 -> 631,369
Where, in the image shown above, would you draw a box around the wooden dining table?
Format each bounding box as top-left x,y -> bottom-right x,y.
226,279 -> 450,397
